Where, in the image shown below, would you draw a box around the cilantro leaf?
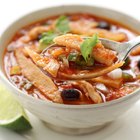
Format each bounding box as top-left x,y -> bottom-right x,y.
68,53 -> 79,62
80,34 -> 99,62
55,16 -> 70,34
75,55 -> 94,67
38,16 -> 70,51
39,31 -> 58,51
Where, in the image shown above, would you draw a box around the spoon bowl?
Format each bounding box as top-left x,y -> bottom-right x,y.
41,36 -> 140,80
99,36 -> 140,61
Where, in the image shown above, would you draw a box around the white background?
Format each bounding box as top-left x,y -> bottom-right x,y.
0,0 -> 140,140
0,0 -> 140,34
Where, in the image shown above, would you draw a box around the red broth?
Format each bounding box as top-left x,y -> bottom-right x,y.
3,13 -> 140,104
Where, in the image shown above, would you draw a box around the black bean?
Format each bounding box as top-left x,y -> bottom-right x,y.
97,21 -> 111,30
137,60 -> 140,69
61,89 -> 80,101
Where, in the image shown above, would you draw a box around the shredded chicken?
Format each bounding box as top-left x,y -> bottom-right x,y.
26,19 -> 126,43
72,81 -> 102,104
54,34 -> 83,50
15,49 -> 63,103
28,26 -> 53,40
70,20 -> 126,42
92,42 -> 116,66
54,34 -> 117,66
131,46 -> 140,56
70,19 -> 98,32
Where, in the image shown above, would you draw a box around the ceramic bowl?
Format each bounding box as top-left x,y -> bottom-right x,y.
0,5 -> 140,135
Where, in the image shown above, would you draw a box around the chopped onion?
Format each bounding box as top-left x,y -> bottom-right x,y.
96,83 -> 108,93
62,57 -> 69,68
107,68 -> 122,79
98,91 -> 106,102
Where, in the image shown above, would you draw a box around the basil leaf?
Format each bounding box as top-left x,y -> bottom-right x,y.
55,16 -> 70,34
39,31 -> 58,51
80,34 -> 99,62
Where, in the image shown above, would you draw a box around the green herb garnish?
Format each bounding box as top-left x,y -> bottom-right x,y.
75,55 -> 94,67
38,16 -> 70,51
55,16 -> 70,34
80,34 -> 99,62
68,53 -> 79,62
39,31 -> 58,51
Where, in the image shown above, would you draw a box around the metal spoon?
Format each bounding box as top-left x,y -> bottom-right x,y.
98,36 -> 140,61
41,36 -> 140,80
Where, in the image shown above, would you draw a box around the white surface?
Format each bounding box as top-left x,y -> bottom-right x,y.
1,103 -> 140,140
0,0 -> 140,140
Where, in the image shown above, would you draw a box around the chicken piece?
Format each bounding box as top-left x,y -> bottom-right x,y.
70,21 -> 126,42
51,47 -> 65,58
131,46 -> 140,56
28,26 -> 53,40
92,42 -> 116,66
54,34 -> 116,66
54,34 -> 83,50
25,47 -> 60,77
19,35 -> 31,43
70,19 -> 98,31
72,81 -> 102,104
15,49 -> 63,103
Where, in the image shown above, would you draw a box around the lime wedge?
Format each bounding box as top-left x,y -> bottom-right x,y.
0,83 -> 32,131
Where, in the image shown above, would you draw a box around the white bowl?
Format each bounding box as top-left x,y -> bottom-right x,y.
0,5 -> 140,135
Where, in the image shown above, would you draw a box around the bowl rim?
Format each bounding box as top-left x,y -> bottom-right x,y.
0,4 -> 140,109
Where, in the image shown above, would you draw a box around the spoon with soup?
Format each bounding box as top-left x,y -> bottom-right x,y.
25,34 -> 140,80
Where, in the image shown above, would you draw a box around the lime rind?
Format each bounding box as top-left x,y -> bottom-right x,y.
0,83 -> 32,131
0,115 -> 32,132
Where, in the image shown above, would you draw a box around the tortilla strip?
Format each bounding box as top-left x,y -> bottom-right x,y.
15,49 -> 63,103
25,47 -> 47,67
92,76 -> 123,88
70,21 -> 126,42
73,81 -> 102,103
58,61 -> 124,80
43,59 -> 60,77
54,34 -> 116,66
25,47 -> 60,77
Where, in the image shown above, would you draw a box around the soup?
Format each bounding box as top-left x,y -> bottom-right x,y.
3,13 -> 140,105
